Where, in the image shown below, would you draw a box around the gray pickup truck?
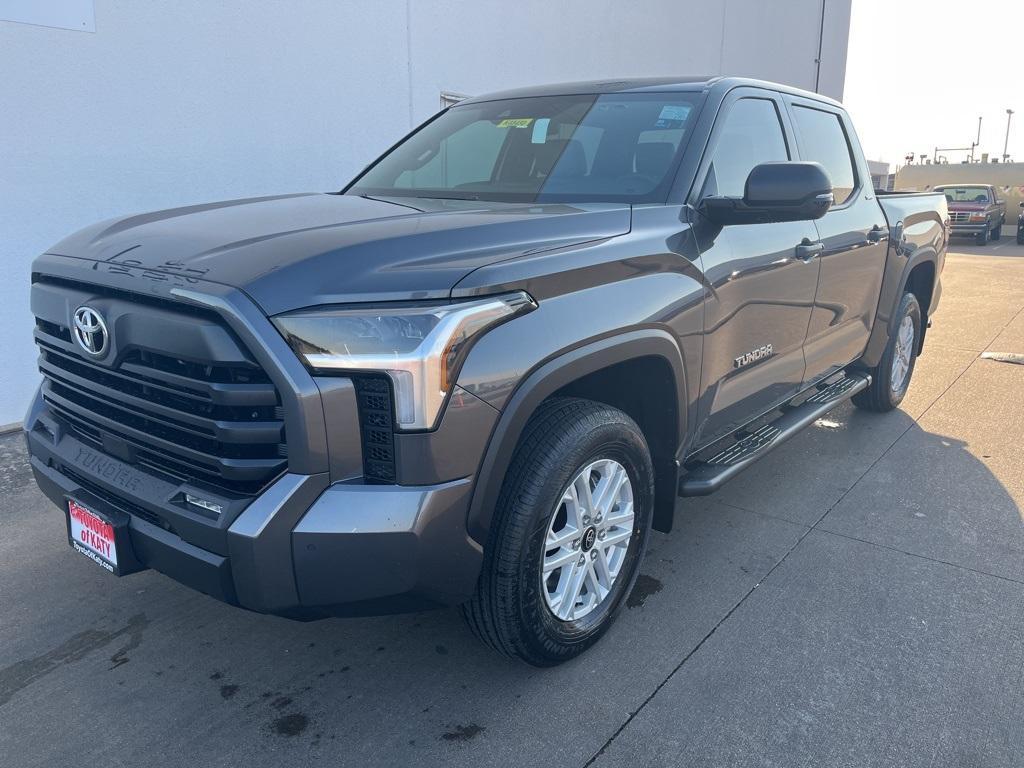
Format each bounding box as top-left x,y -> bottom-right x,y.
26,77 -> 947,665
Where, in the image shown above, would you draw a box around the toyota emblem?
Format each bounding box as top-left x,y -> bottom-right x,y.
73,306 -> 109,356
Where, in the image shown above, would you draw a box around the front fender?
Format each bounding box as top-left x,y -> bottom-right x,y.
464,329 -> 688,545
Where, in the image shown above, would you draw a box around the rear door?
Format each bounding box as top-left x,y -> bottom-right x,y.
785,98 -> 888,383
690,89 -> 821,448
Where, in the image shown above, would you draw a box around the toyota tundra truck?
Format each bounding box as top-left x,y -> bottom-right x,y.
26,77 -> 947,666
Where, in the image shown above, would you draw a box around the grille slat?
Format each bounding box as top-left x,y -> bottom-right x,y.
36,331 -> 278,408
33,281 -> 287,494
39,356 -> 281,443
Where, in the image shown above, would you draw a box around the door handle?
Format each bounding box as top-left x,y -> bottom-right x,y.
868,224 -> 887,242
794,240 -> 824,261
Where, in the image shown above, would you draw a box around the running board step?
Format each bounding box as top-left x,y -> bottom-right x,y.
678,372 -> 871,497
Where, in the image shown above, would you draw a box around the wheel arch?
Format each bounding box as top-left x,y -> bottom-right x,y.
859,247 -> 939,368
904,259 -> 936,353
465,330 -> 687,545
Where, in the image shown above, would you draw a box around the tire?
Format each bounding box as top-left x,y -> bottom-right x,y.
853,291 -> 922,413
1016,230 -> 1023,245
991,223 -> 1002,241
462,397 -> 654,666
975,227 -> 989,245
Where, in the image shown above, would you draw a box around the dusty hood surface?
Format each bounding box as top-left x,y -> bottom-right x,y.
46,193 -> 631,314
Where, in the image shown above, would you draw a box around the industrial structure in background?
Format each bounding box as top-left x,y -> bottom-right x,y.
888,106 -> 1021,213
0,0 -> 854,428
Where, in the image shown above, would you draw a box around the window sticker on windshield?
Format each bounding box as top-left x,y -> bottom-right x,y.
497,118 -> 534,128
654,104 -> 691,129
531,118 -> 550,143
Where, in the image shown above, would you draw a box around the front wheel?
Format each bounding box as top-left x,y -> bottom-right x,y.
853,291 -> 921,412
991,223 -> 1002,241
1016,228 -> 1024,245
975,227 -> 989,245
462,398 -> 654,666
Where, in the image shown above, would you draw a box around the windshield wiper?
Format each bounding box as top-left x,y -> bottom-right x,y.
418,193 -> 481,201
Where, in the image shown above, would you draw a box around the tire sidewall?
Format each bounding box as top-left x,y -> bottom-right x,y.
882,292 -> 921,407
513,414 -> 654,660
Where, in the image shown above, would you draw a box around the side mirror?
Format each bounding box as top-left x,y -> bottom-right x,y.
701,161 -> 834,225
1019,201 -> 1024,208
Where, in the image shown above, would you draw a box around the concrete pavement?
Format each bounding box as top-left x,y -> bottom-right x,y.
1,246 -> 1023,767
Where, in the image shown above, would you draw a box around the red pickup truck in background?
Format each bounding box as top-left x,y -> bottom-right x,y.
934,184 -> 1007,245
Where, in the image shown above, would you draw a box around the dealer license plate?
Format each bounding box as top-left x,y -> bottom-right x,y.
67,498 -> 119,573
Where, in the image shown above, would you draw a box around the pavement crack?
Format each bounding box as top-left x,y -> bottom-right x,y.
0,613 -> 149,707
812,527 -> 1024,586
582,519 -> 819,766
584,315 -> 1002,766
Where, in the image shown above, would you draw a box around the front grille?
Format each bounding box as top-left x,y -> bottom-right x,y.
33,287 -> 287,495
354,376 -> 396,483
949,211 -> 970,223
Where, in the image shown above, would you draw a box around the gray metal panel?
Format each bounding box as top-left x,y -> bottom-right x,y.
292,478 -> 481,605
227,471 -> 329,612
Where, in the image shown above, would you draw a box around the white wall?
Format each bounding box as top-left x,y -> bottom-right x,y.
0,0 -> 850,426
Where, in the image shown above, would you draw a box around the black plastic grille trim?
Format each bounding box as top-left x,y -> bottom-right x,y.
354,376 -> 396,483
33,289 -> 287,495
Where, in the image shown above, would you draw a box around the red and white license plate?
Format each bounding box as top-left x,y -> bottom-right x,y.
68,499 -> 118,572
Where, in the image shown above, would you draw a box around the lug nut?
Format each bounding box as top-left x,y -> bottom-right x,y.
583,515 -> 591,525
598,530 -> 607,541
578,555 -> 586,566
590,550 -> 598,560
594,514 -> 603,524
571,539 -> 580,550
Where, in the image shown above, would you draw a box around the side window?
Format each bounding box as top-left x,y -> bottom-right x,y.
703,98 -> 789,198
792,106 -> 857,204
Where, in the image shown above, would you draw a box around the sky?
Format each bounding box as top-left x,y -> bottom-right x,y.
843,0 -> 1022,169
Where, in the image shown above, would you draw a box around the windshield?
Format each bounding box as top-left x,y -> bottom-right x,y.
935,186 -> 992,203
346,93 -> 701,204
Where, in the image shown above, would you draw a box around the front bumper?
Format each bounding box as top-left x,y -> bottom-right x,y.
27,388 -> 482,616
25,254 -> 490,617
948,223 -> 989,235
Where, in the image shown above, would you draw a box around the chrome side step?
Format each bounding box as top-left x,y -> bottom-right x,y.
678,372 -> 871,497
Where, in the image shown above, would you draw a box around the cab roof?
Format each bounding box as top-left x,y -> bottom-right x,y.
459,76 -> 843,108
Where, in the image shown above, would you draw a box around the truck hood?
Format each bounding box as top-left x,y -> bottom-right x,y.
46,193 -> 631,315
944,201 -> 989,212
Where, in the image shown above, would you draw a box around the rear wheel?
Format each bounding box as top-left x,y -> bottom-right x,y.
462,398 -> 654,666
853,291 -> 921,412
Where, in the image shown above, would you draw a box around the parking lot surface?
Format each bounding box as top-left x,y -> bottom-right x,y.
2,245 -> 1023,767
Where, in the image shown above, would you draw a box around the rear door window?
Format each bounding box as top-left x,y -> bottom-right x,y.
792,106 -> 858,204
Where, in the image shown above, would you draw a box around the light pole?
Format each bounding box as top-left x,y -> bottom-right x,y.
1003,109 -> 1014,162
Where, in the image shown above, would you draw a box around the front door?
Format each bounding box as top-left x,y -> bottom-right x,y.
690,91 -> 821,448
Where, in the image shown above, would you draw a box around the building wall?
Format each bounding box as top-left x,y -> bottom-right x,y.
0,0 -> 851,426
895,162 -> 1024,216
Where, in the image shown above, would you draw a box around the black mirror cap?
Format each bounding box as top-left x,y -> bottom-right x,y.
701,161 -> 834,226
745,161 -> 833,213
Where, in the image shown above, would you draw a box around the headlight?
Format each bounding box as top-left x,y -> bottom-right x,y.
272,292 -> 535,430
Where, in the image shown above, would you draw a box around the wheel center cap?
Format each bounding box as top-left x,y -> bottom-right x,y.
581,526 -> 598,552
